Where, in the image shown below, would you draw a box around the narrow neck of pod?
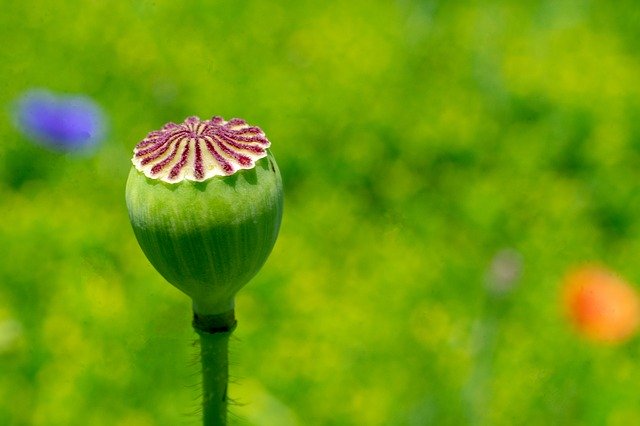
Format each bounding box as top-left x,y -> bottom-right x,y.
193,309 -> 237,334
192,297 -> 235,318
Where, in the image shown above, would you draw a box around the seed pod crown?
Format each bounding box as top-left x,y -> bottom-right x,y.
132,115 -> 270,183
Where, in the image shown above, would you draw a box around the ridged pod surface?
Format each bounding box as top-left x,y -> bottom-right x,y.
126,116 -> 283,315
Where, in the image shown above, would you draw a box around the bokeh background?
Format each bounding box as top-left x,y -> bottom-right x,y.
2,0 -> 640,424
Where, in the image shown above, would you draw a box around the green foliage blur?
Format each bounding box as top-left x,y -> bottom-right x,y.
2,0 -> 640,424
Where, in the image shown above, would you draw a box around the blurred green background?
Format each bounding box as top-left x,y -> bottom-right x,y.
2,0 -> 640,424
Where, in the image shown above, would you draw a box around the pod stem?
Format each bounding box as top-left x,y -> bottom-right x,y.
193,310 -> 237,426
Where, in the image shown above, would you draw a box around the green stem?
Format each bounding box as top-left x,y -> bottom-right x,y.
193,310 -> 237,426
464,293 -> 510,426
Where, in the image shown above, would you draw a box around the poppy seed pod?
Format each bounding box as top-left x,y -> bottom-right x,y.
125,116 -> 283,316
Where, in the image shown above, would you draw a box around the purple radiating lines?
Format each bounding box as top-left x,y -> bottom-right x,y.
132,116 -> 270,183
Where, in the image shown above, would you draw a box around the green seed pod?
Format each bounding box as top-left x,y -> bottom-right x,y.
125,116 -> 283,316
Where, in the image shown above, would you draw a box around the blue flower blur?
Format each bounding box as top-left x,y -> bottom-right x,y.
13,89 -> 106,152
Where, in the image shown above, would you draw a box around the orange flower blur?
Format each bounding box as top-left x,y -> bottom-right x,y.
563,266 -> 640,343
